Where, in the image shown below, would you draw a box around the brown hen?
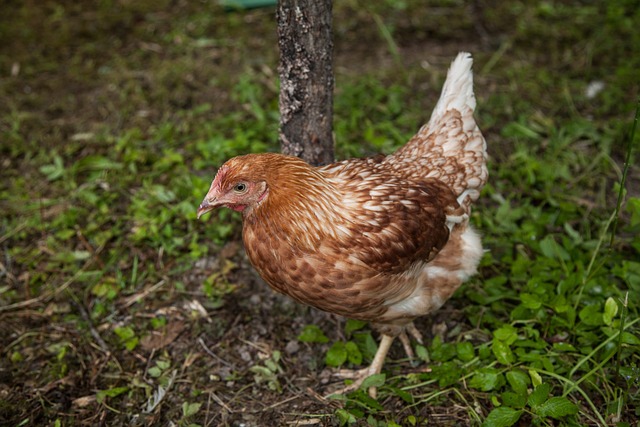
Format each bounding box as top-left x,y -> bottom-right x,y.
198,52 -> 488,398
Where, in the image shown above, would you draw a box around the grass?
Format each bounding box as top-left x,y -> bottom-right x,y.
1,0 -> 639,426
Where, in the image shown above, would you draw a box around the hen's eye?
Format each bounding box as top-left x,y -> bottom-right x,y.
233,183 -> 248,193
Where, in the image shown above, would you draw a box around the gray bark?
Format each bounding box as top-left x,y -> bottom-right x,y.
276,0 -> 334,166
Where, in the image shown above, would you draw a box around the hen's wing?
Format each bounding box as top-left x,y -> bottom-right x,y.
319,157 -> 460,275
385,52 -> 488,209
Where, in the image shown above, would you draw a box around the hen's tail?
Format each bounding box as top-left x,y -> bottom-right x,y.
387,52 -> 488,210
429,52 -> 476,128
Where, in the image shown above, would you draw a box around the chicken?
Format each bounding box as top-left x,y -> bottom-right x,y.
197,52 -> 488,398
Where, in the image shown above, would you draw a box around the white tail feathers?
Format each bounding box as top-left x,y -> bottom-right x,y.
429,52 -> 476,125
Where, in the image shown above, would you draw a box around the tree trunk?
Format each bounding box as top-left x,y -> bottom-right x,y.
276,0 -> 334,166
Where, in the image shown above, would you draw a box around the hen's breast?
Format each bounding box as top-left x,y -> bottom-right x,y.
243,223 -> 390,320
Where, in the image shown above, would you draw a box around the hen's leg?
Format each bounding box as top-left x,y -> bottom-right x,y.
399,322 -> 424,362
406,322 -> 424,344
366,334 -> 394,398
332,334 -> 394,399
398,331 -> 415,359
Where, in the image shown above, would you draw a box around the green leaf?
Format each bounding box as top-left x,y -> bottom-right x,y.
405,415 -> 418,426
430,335 -> 457,362
114,326 -> 139,351
621,332 -> 640,345
96,387 -> 129,403
627,197 -> 640,227
148,366 -> 163,378
482,407 -> 523,427
353,332 -> 378,361
552,342 -> 576,352
114,326 -> 136,341
416,344 -> 430,362
528,383 -> 551,408
345,341 -> 363,365
478,343 -> 492,359
469,369 -> 502,391
506,370 -> 530,395
502,121 -> 540,139
91,281 -> 119,299
124,337 -> 139,351
520,293 -> 542,309
264,358 -> 278,372
335,408 -> 357,425
551,294 -> 570,313
150,185 -> 176,203
492,339 -> 515,365
298,325 -> 329,343
40,155 -> 65,181
52,250 -> 91,263
539,235 -> 570,260
603,297 -> 618,326
456,341 -> 475,362
388,386 -> 413,404
182,401 -> 202,417
529,370 -> 542,387
326,342 -> 347,367
535,396 -> 578,419
493,325 -> 518,344
353,391 -> 384,410
361,373 -> 385,389
73,155 -> 122,172
249,365 -> 272,377
579,304 -> 604,326
430,361 -> 463,387
156,360 -> 171,370
501,391 -> 527,409
345,319 -> 367,335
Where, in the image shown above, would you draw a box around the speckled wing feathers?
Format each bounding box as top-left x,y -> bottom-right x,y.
321,158 -> 454,275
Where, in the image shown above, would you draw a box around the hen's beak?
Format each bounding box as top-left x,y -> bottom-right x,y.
197,198 -> 220,219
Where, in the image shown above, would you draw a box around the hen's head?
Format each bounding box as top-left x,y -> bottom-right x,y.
197,154 -> 271,218
197,153 -> 319,219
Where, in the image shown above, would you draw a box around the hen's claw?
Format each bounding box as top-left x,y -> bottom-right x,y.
398,331 -> 415,360
406,322 -> 424,344
328,334 -> 395,399
398,322 -> 424,366
334,367 -> 370,380
329,367 -> 375,397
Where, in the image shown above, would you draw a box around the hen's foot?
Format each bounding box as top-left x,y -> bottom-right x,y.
329,367 -> 376,397
327,334 -> 395,399
333,367 -> 370,380
327,325 -> 425,398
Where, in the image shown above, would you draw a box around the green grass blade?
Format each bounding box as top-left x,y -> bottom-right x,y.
610,96 -> 639,246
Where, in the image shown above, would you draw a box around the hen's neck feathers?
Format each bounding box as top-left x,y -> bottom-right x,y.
236,154 -> 347,249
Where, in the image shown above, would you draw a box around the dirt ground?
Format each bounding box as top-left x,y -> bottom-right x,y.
0,242 -> 474,426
